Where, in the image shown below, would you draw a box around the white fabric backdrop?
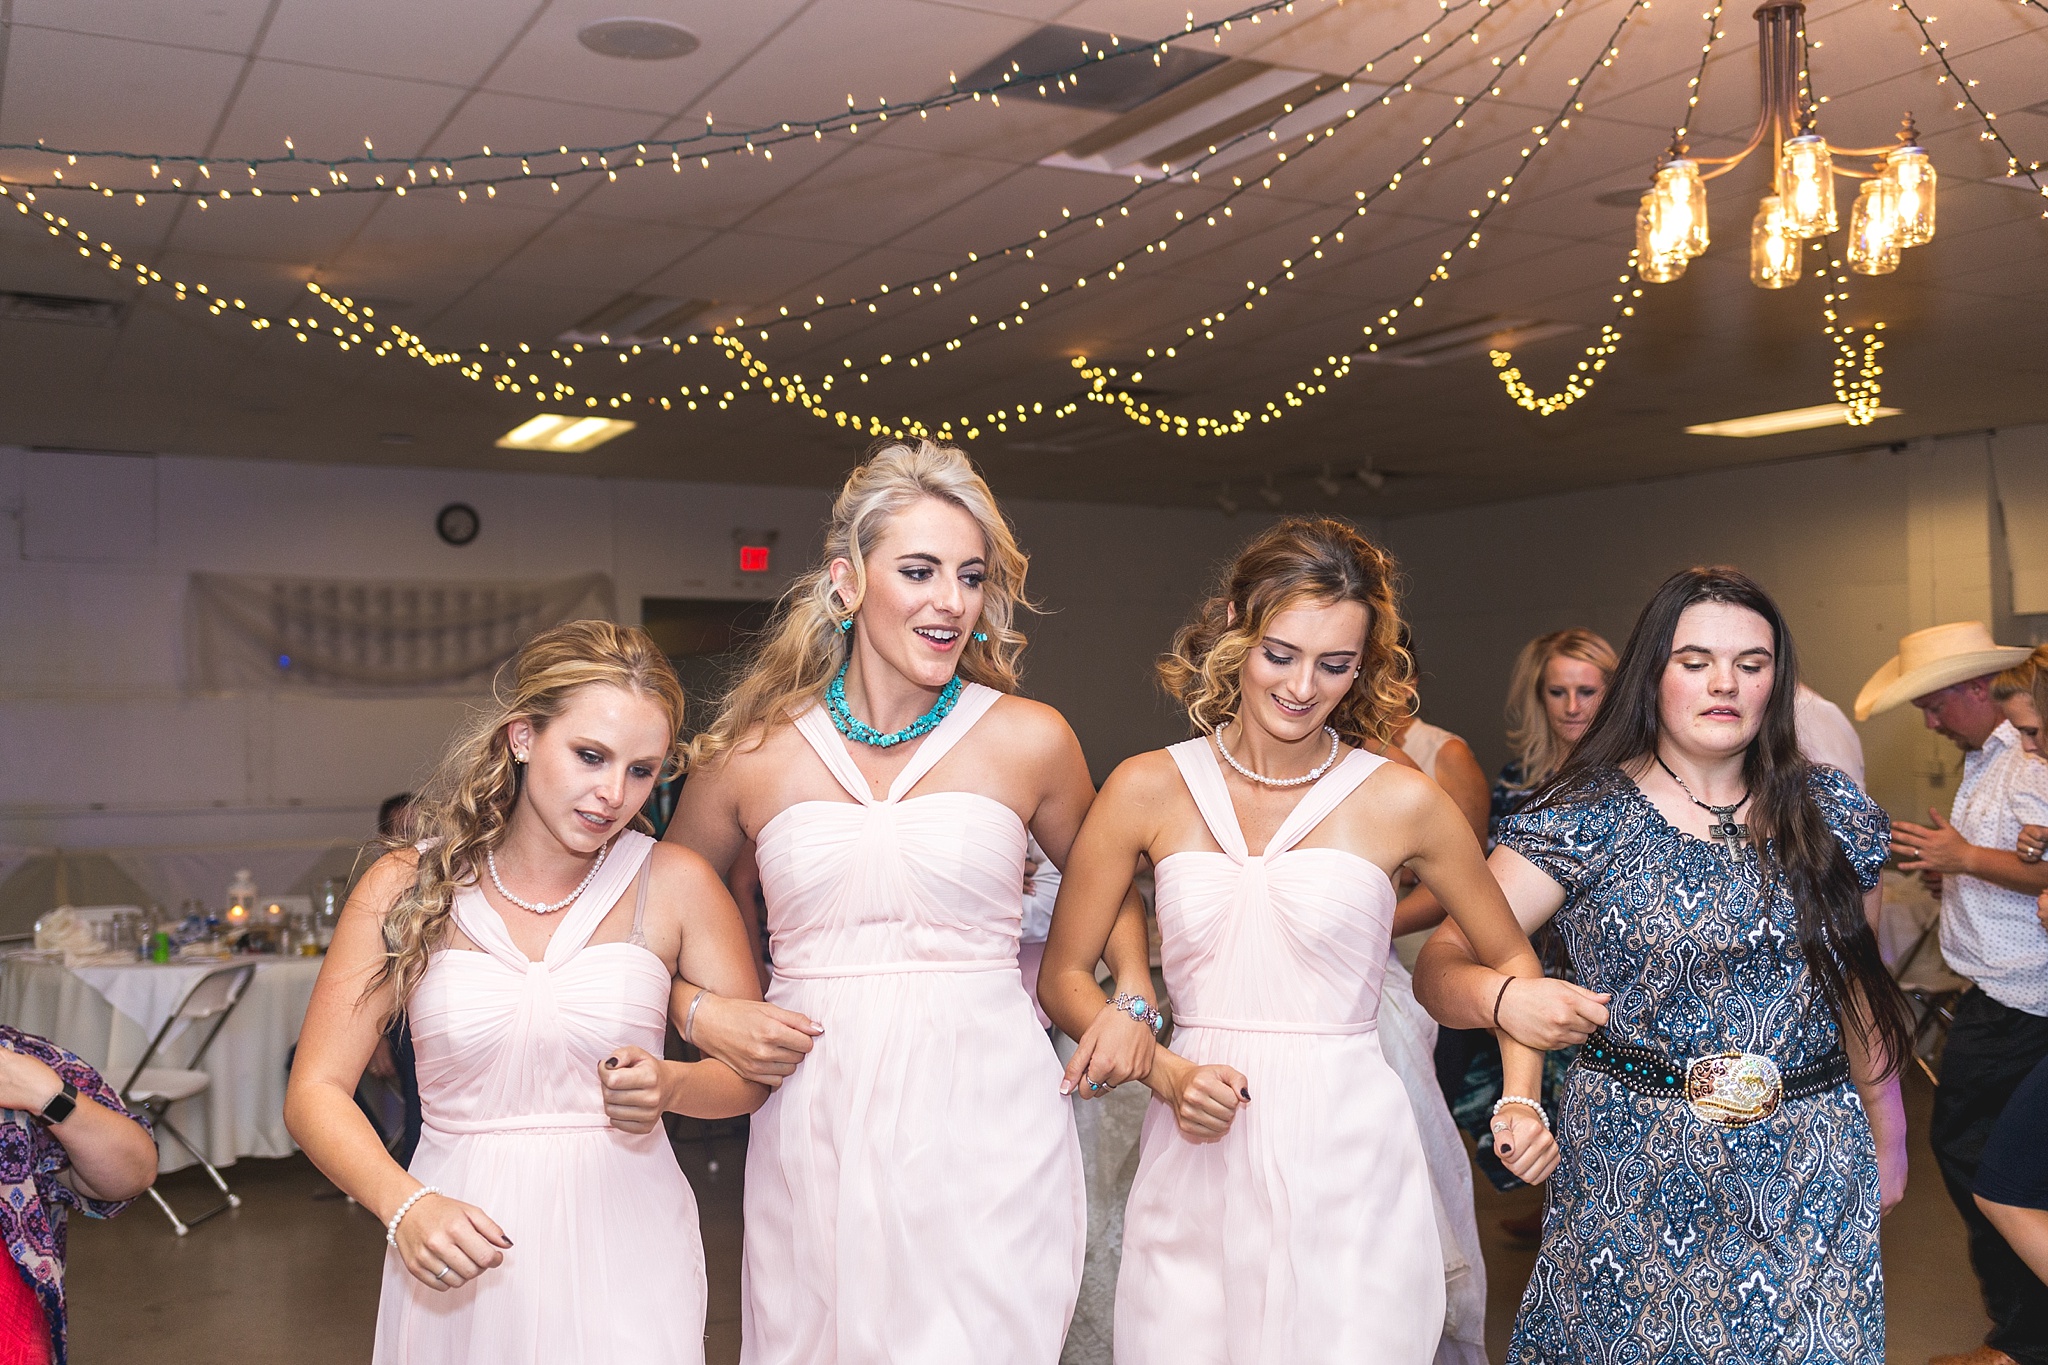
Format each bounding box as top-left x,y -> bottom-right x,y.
187,569 -> 614,690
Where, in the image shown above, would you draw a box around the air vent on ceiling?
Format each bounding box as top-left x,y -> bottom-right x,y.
1042,59 -> 1381,181
559,295 -> 717,347
1356,317 -> 1580,367
0,291 -> 125,327
578,19 -> 699,60
956,25 -> 1223,113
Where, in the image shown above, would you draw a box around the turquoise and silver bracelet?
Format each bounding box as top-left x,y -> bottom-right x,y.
1109,992 -> 1165,1035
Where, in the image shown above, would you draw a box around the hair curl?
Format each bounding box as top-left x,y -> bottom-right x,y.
1991,644 -> 2048,725
1502,628 -> 1620,786
1158,516 -> 1413,748
691,438 -> 1032,767
368,619 -> 686,1023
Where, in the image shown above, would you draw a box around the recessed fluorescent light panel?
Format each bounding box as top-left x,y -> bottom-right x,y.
496,414 -> 637,452
1685,403 -> 1902,438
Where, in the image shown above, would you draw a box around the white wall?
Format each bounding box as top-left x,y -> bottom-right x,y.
0,448 -> 1245,867
8,419 -> 2043,907
1381,425 -> 2048,825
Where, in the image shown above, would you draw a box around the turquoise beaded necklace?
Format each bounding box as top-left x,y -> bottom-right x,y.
825,661 -> 964,748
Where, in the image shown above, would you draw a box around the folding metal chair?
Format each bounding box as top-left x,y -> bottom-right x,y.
1879,869 -> 1969,1084
120,963 -> 257,1235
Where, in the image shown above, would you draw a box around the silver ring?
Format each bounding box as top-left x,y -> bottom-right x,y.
434,1266 -> 451,1282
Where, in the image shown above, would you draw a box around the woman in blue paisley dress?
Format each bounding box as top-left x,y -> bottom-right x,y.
1417,566 -> 1914,1365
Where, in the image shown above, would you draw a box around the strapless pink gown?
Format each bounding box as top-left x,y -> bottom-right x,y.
742,684 -> 1085,1365
374,832 -> 707,1364
1114,741 -> 1445,1365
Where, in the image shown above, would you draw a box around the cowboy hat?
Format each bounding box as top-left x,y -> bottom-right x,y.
1853,621 -> 2033,720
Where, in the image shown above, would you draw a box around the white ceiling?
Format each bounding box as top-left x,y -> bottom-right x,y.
0,0 -> 2044,513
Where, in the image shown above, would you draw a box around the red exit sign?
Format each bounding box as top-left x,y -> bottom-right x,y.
738,544 -> 771,573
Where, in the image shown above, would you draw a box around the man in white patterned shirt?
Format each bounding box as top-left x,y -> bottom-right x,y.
1861,623 -> 2048,1365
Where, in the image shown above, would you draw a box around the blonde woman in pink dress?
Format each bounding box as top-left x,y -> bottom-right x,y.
667,440 -> 1155,1365
1041,518 -> 1559,1365
287,622 -> 768,1364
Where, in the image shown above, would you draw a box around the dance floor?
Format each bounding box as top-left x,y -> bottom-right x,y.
66,1072 -> 1983,1364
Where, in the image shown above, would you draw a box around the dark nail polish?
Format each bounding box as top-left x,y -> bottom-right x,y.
1239,1087 -> 1251,1101
604,1057 -> 618,1069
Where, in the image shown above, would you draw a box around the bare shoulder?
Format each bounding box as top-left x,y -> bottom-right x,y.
979,692 -> 1080,761
1353,754 -> 1441,817
1101,748 -> 1185,805
347,848 -> 420,919
647,838 -> 726,898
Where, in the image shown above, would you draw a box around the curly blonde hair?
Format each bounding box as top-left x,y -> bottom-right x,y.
1502,627 -> 1618,786
691,438 -> 1032,767
1158,516 -> 1414,748
369,620 -> 686,1022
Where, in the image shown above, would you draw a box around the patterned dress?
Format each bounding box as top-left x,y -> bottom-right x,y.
0,1027 -> 148,1365
1494,766 -> 1889,1365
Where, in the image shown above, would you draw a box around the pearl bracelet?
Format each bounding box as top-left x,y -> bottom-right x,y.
386,1184 -> 442,1248
1491,1095 -> 1551,1133
1109,992 -> 1165,1036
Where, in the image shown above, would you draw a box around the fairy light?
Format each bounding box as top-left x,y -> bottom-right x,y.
1823,255 -> 1886,423
749,0 -> 1495,347
1891,0 -> 2046,216
1062,0 -> 1651,437
1,0 -> 1319,205
1486,3 -> 1727,415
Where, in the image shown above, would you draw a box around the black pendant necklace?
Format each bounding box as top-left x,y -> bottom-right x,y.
1655,753 -> 1752,855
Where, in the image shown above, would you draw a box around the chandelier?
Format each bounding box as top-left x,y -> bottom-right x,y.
1635,0 -> 1935,288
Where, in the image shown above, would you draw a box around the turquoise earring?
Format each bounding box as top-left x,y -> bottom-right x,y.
972,631 -> 988,643
837,618 -> 853,634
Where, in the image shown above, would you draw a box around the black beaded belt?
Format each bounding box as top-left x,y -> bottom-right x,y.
1580,1029 -> 1851,1126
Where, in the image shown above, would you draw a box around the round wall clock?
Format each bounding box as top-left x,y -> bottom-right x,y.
436,502 -> 481,546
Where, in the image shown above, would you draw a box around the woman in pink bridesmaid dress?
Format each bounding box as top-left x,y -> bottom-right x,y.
1041,518 -> 1560,1365
667,440 -> 1156,1365
287,622 -> 769,1364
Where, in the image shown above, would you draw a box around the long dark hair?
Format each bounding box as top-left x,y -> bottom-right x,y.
1534,566 -> 1912,1076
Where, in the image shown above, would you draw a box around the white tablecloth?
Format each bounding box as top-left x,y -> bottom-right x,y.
0,957 -> 322,1173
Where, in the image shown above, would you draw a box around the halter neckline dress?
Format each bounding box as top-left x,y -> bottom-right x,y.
373,831 -> 708,1364
1114,739 -> 1445,1365
741,683 -> 1085,1365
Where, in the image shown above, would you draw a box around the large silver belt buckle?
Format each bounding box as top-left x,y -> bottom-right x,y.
1683,1051 -> 1783,1126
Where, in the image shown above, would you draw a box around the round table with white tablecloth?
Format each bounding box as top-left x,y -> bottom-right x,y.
0,955 -> 321,1173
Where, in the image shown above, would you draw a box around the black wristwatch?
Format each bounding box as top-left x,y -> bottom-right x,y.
35,1082 -> 77,1126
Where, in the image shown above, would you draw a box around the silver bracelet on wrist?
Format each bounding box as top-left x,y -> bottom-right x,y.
1108,992 -> 1165,1036
386,1184 -> 441,1248
1491,1095 -> 1551,1133
683,987 -> 708,1046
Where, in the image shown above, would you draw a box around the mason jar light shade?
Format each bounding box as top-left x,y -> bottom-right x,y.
1778,133 -> 1837,238
1637,189 -> 1689,283
1884,143 -> 1936,247
1651,159 -> 1711,259
1750,195 -> 1802,288
1847,177 -> 1902,275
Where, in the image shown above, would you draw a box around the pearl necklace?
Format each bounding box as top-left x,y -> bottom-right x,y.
826,662 -> 964,748
1215,725 -> 1342,787
486,842 -> 608,915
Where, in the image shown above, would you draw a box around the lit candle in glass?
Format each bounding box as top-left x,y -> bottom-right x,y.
1750,195 -> 1802,289
1884,140 -> 1936,247
1847,178 -> 1902,275
1778,133 -> 1837,239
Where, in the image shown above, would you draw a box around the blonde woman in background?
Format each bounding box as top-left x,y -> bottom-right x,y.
664,440 -> 1152,1365
1490,629 -> 1618,833
287,622 -> 769,1364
